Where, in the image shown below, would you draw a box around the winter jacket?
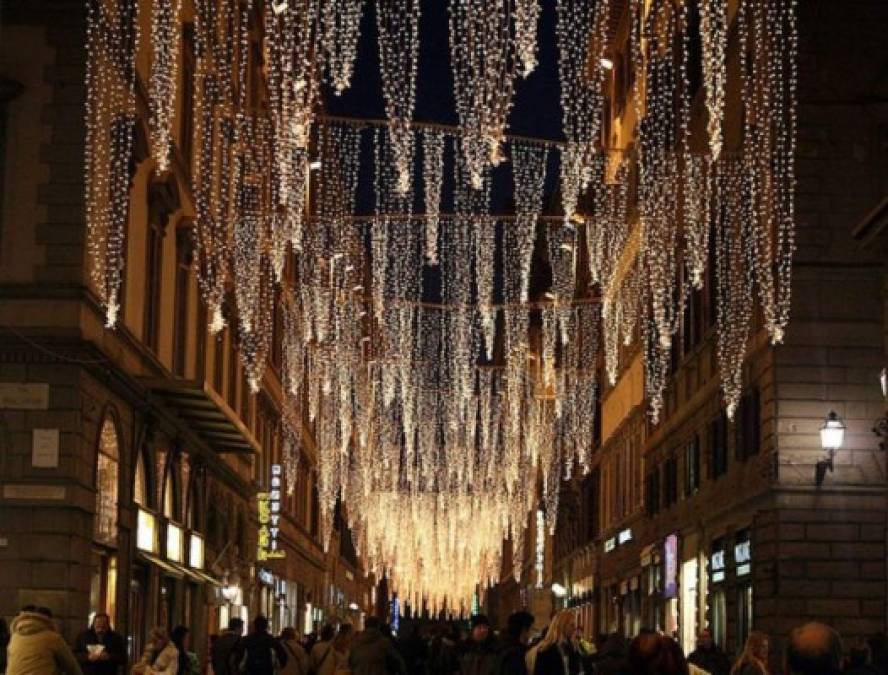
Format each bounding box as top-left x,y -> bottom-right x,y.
687,646 -> 732,675
530,643 -> 581,675
6,611 -> 83,675
311,641 -> 342,675
589,634 -> 630,675
459,637 -> 498,675
133,642 -> 180,675
428,638 -> 460,675
231,632 -> 288,675
494,637 -> 527,675
211,631 -> 240,675
278,639 -> 310,675
73,628 -> 127,675
348,628 -> 407,675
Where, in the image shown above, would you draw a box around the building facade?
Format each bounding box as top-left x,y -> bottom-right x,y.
548,0 -> 888,666
0,0 -> 372,663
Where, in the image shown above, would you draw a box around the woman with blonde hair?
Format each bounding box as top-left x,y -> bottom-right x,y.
731,632 -> 770,675
132,627 -> 179,675
525,611 -> 582,675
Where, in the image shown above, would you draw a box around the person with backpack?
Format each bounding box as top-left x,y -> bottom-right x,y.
278,627 -> 309,675
232,616 -> 288,675
310,625 -> 337,675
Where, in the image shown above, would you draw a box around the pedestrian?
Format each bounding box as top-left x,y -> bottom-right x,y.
210,617 -> 243,675
495,611 -> 534,675
132,626 -> 179,675
171,627 -> 199,675
278,627 -> 310,675
591,632 -> 630,675
845,638 -> 881,675
687,629 -> 731,675
6,606 -> 82,675
332,624 -> 355,674
459,615 -> 498,675
73,613 -> 126,675
1,617 -> 10,674
348,616 -> 407,675
232,615 -> 288,675
311,624 -> 338,675
732,631 -> 770,675
428,623 -> 460,675
524,611 -> 581,675
397,623 -> 428,675
785,623 -> 842,675
627,632 -> 689,675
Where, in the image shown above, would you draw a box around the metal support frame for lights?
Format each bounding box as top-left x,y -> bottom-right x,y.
816,411 -> 845,487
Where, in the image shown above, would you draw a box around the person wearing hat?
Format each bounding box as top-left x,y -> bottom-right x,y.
459,615 -> 498,675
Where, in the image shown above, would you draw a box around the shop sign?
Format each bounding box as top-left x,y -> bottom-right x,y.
710,548 -> 726,583
604,537 -> 616,552
664,534 -> 678,599
734,535 -> 751,577
258,465 -> 286,561
618,528 -> 633,545
258,568 -> 275,586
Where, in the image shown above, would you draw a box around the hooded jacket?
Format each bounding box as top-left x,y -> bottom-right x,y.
6,611 -> 83,675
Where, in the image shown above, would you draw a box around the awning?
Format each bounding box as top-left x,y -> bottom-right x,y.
137,552 -> 222,586
138,551 -> 185,578
140,378 -> 260,454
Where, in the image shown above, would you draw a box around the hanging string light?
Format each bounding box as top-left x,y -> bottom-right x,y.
85,0 -> 139,327
323,0 -> 365,95
422,130 -> 446,264
699,0 -> 728,160
448,0 -> 517,187
149,0 -> 182,173
556,0 -> 610,222
514,0 -> 541,77
377,0 -> 421,194
510,142 -> 548,302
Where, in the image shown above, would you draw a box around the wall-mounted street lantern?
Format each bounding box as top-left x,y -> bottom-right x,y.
816,411 -> 845,487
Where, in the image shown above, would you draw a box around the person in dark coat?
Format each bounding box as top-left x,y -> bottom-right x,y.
398,623 -> 429,675
628,632 -> 689,675
429,622 -> 461,675
525,611 -> 581,675
460,615 -> 498,675
210,617 -> 243,675
73,613 -> 127,675
592,632 -> 630,675
349,617 -> 407,675
687,629 -> 731,675
232,615 -> 288,675
785,623 -> 841,675
845,639 -> 882,675
496,611 -> 534,675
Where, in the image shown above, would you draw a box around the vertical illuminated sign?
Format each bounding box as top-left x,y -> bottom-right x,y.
664,534 -> 678,599
258,464 -> 286,561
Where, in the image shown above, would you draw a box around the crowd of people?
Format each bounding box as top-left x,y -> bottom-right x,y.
1,604 -> 887,675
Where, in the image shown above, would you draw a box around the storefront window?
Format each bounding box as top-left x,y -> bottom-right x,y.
680,558 -> 699,655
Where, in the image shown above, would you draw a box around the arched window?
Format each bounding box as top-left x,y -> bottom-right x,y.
134,449 -> 148,507
94,416 -> 120,546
